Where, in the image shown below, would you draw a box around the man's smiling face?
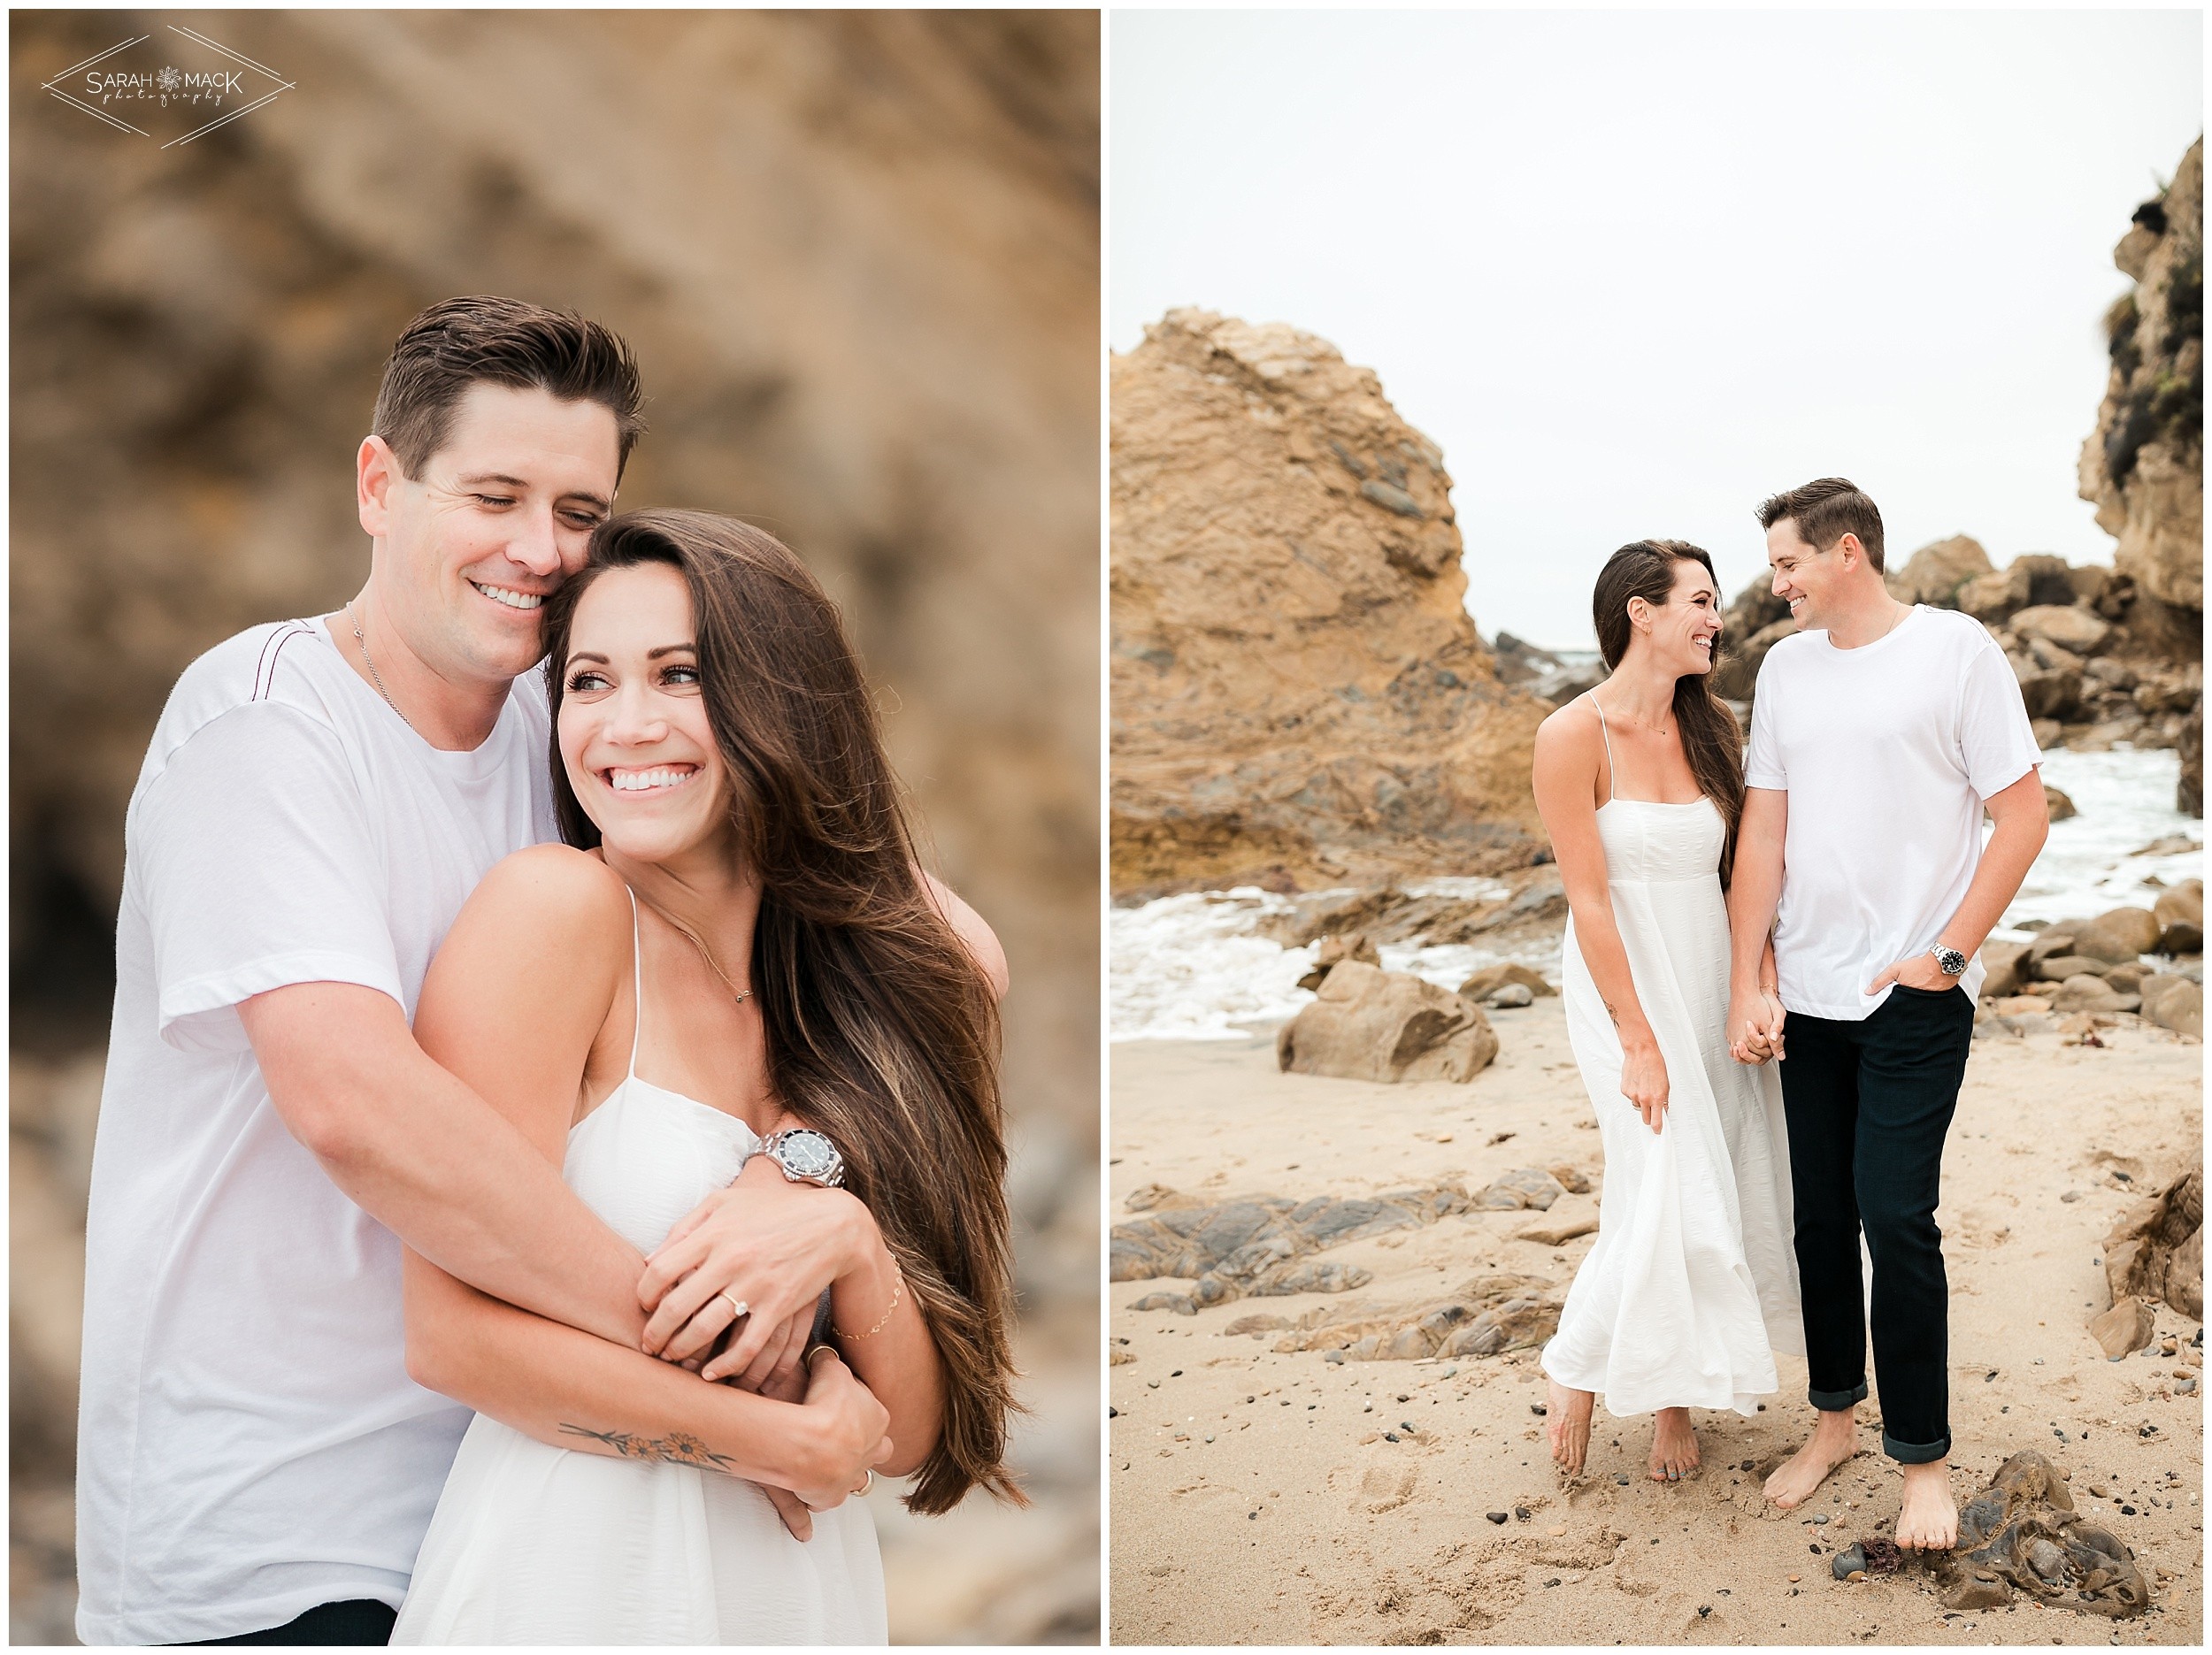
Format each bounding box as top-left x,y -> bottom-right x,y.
365,381 -> 621,686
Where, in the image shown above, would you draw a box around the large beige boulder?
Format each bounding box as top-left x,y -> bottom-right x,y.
2043,784 -> 2078,822
2009,604 -> 2113,657
1112,310 -> 1549,891
1886,535 -> 1993,609
2154,880 -> 2202,954
2070,907 -> 2163,963
1958,564 -> 2032,624
2012,663 -> 2082,722
2049,974 -> 2139,1014
2139,975 -> 2203,1039
1276,961 -> 1499,1083
1978,940 -> 2031,999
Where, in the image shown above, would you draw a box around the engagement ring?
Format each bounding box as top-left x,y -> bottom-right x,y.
717,1292 -> 748,1320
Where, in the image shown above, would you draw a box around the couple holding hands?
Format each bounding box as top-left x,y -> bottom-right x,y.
1532,479 -> 2048,1552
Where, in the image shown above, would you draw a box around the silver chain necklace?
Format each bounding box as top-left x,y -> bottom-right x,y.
345,602 -> 416,733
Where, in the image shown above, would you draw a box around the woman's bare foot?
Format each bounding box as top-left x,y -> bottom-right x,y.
1647,1407 -> 1700,1481
1545,1377 -> 1594,1475
1764,1406 -> 1859,1508
1895,1460 -> 1958,1551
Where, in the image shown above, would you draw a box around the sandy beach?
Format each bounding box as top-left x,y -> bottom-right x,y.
1108,1000 -> 2203,1645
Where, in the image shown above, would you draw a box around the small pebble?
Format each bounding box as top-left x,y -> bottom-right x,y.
1171,1369 -> 1182,1377
1531,1403 -> 1548,1416
1813,1514 -> 1829,1524
1324,1351 -> 1346,1365
1515,1506 -> 1532,1521
1147,1380 -> 1159,1389
1787,1574 -> 1801,1583
1616,1474 -> 1631,1486
1547,1525 -> 1567,1536
1486,1511 -> 1508,1525
1384,1432 -> 1400,1443
1204,1435 -> 1214,1443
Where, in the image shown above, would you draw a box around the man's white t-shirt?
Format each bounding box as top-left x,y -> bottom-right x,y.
1745,605 -> 2041,1023
75,617 -> 557,1646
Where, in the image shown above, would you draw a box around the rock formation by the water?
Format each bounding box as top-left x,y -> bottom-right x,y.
1715,540 -> 2201,800
1274,962 -> 1499,1084
2081,138 -> 2203,620
1112,310 -> 1549,894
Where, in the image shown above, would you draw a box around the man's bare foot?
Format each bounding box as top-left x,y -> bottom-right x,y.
1896,1460 -> 1958,1551
1545,1377 -> 1594,1475
1764,1407 -> 1859,1508
1648,1407 -> 1700,1481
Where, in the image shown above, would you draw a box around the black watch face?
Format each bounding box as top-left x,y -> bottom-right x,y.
778,1130 -> 840,1178
1938,949 -> 1966,976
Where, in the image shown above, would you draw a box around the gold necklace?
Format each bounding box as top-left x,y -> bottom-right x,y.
1595,689 -> 1671,739
641,900 -> 754,1005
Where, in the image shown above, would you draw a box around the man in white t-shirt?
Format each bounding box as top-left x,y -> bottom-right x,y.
76,298 -> 893,1645
1724,478 -> 2047,1554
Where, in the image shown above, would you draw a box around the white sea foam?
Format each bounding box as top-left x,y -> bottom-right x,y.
1110,747 -> 2200,1041
1994,746 -> 2201,934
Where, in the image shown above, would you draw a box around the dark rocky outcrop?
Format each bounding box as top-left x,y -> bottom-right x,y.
1938,1452 -> 2149,1618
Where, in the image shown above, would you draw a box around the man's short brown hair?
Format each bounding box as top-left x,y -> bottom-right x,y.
1755,477 -> 1886,573
371,296 -> 646,484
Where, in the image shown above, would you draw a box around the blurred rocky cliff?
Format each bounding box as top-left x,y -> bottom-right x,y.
1111,309 -> 1549,896
11,11 -> 1096,1644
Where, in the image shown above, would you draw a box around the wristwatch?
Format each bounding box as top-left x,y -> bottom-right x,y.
760,1128 -> 845,1188
1931,946 -> 1968,977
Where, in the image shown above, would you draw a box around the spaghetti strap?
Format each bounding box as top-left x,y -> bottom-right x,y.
625,888 -> 645,1082
1590,694 -> 1616,805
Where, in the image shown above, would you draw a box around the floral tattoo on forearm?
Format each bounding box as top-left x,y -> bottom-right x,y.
558,1424 -> 737,1470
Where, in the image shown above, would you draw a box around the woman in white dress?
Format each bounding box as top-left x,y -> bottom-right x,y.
390,510 -> 1020,1643
1532,540 -> 1801,1483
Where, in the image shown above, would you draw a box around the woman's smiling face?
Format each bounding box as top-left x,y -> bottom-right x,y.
557,560 -> 733,866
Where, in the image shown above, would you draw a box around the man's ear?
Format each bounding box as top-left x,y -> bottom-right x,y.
1834,532 -> 1863,572
357,435 -> 403,538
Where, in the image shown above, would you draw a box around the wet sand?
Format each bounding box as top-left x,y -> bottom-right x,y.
1109,999 -> 2203,1644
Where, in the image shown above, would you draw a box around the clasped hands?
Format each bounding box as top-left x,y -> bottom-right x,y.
1727,984 -> 1789,1066
635,1162 -> 892,1538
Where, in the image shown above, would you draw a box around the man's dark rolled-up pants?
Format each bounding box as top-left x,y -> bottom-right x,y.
1778,982 -> 1974,1464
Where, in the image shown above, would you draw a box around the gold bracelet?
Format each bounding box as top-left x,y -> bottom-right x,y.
833,1267 -> 905,1340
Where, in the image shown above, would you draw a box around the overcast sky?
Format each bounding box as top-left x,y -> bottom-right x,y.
1111,9 -> 2203,649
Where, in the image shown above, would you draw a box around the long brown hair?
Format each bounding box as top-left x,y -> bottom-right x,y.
540,509 -> 1020,1514
1590,540 -> 1747,881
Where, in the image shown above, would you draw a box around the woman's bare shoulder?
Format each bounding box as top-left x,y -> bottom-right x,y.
448,843 -> 633,962
1533,697 -> 1603,762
